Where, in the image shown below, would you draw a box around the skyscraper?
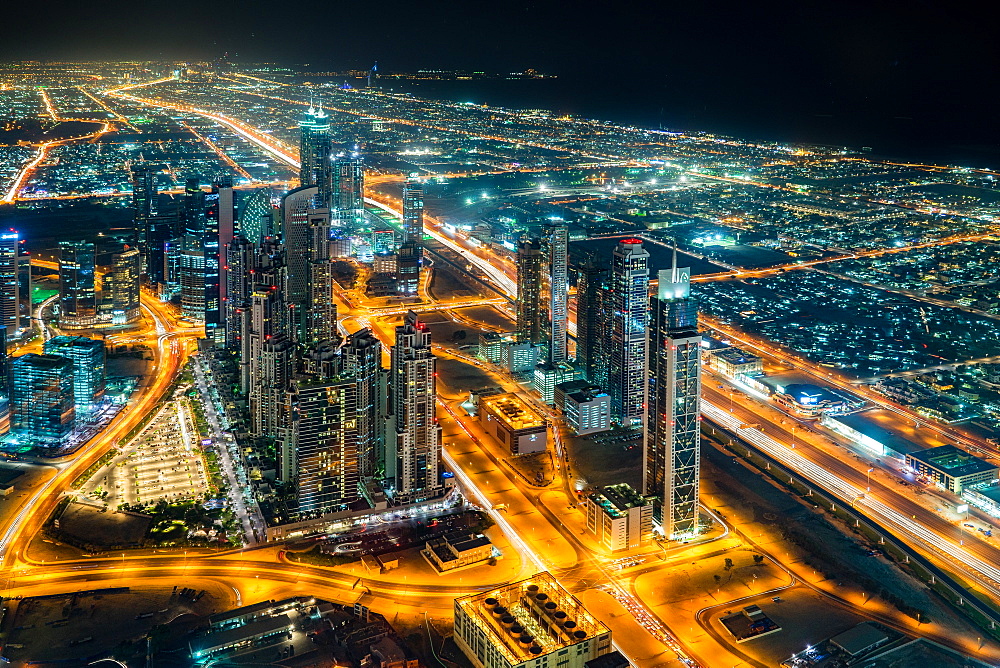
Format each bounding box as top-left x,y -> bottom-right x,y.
644,257 -> 701,538
43,335 -> 106,413
57,240 -> 97,329
389,311 -> 441,501
237,188 -> 274,244
285,374 -> 361,516
204,176 -> 236,346
545,222 -> 569,364
575,258 -> 609,386
95,245 -> 141,326
332,154 -> 364,234
130,164 -> 159,221
344,328 -> 384,480
396,177 -> 424,294
10,353 -> 75,443
224,234 -> 253,352
179,178 -> 207,327
608,239 -> 649,426
0,229 -> 21,337
299,103 -> 333,206
515,238 -> 545,346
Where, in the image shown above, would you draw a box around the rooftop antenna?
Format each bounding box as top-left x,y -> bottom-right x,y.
671,237 -> 680,284
308,88 -> 315,114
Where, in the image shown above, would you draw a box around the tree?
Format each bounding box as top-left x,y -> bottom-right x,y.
753,554 -> 765,565
713,575 -> 722,585
724,558 -> 734,571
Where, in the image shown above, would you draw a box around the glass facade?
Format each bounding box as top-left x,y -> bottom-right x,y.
43,335 -> 106,413
10,353 -> 75,443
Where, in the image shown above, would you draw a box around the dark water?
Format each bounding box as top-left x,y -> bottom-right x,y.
372,77 -> 1000,169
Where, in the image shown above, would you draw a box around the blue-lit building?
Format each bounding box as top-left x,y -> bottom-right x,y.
10,353 -> 75,443
44,335 -> 106,413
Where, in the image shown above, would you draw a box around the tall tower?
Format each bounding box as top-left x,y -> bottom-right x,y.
0,230 -> 21,337
299,102 -> 333,206
44,335 -> 106,414
545,222 -> 568,364
57,240 -> 97,330
608,239 -> 649,426
396,176 -> 424,295
281,186 -> 335,347
10,353 -> 75,444
644,254 -> 701,538
389,311 -> 441,501
225,234 -> 253,352
332,154 -> 364,233
204,176 -> 236,346
285,374 -> 361,515
344,328 -> 384,479
575,257 -> 609,386
515,239 -> 544,346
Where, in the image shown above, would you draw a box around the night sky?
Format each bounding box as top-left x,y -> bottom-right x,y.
2,0 -> 997,156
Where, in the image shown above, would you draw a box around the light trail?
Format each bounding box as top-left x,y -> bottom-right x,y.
703,400 -> 1000,601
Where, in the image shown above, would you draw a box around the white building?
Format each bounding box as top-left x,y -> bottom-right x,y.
454,572 -> 613,668
586,484 -> 653,552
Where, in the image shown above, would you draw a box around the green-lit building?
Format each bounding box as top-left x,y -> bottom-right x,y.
10,353 -> 75,443
44,335 -> 106,413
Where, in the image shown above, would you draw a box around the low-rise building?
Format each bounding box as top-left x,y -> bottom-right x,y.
479,332 -> 505,364
480,393 -> 547,455
422,529 -> 496,574
586,483 -> 653,552
555,381 -> 610,436
906,445 -> 999,494
453,572 -> 613,668
707,347 -> 763,379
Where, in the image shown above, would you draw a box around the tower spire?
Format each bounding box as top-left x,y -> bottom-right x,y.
671,238 -> 679,283
308,89 -> 315,114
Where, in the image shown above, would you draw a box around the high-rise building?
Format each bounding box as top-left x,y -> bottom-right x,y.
204,176 -> 236,346
389,311 -> 441,501
396,177 -> 424,294
644,257 -> 701,538
344,328 -> 384,479
0,229 -> 21,337
224,234 -> 253,352
299,104 -> 333,206
281,185 -> 318,339
544,222 -> 568,364
401,177 -> 424,246
284,374 -> 361,516
332,154 -> 364,234
515,239 -> 544,346
237,188 -> 274,244
130,164 -> 160,221
43,335 -> 106,413
575,258 -> 609,386
608,239 -> 649,426
10,353 -> 75,443
281,189 -> 336,348
57,240 -> 97,329
179,177 -> 207,326
96,245 -> 141,326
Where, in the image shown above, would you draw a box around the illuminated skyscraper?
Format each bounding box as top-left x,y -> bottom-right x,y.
644,255 -> 701,538
224,234 -> 253,352
344,328 -> 384,479
10,353 -> 75,443
575,258 -> 609,386
515,239 -> 545,346
204,176 -> 236,346
57,240 -> 97,329
401,177 -> 424,245
285,374 -> 361,516
0,229 -> 21,336
237,188 -> 274,244
608,239 -> 649,426
332,154 -> 364,234
545,222 -> 568,364
44,335 -> 106,413
299,103 -> 333,206
396,177 -> 424,294
95,245 -> 141,326
389,311 -> 441,501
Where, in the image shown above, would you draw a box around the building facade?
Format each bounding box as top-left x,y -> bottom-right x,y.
608,239 -> 649,426
43,336 -> 106,413
586,483 -> 653,552
10,353 -> 75,443
388,311 -> 441,501
644,261 -> 702,538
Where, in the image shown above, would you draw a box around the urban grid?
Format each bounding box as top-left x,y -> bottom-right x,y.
0,57 -> 999,668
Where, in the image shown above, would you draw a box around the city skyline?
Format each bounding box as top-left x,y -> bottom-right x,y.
1,56 -> 999,668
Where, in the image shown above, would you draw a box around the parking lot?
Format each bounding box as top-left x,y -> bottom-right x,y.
82,400 -> 208,506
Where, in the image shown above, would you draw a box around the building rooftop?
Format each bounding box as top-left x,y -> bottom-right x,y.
591,483 -> 650,519
190,613 -> 292,657
482,393 -> 546,431
829,622 -> 889,656
908,445 -> 997,478
455,572 -> 609,664
824,411 -> 926,457
45,335 -> 105,350
712,347 -> 762,365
